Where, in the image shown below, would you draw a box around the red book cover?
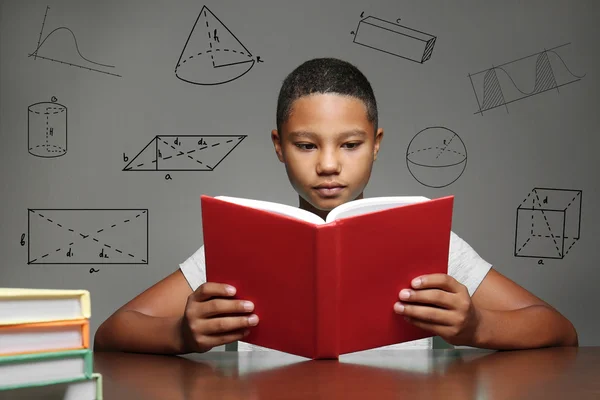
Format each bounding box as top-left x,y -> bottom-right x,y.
201,195 -> 453,359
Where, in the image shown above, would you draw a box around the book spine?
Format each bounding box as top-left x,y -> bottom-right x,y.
314,224 -> 340,359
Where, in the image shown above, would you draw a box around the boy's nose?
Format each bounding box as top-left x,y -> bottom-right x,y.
316,150 -> 341,175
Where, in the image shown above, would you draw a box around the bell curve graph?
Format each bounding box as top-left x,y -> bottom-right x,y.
468,43 -> 585,115
28,5 -> 121,78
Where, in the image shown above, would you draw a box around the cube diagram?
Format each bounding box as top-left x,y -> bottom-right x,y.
514,188 -> 582,259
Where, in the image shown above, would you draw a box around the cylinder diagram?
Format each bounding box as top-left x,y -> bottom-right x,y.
28,97 -> 67,158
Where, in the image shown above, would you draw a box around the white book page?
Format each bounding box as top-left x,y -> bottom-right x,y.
215,196 -> 325,225
0,298 -> 82,325
0,357 -> 85,387
326,196 -> 430,223
0,377 -> 98,400
0,325 -> 82,354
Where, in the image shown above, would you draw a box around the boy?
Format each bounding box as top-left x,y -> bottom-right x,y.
94,58 -> 578,354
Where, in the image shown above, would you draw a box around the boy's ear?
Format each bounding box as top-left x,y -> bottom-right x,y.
373,128 -> 384,161
271,129 -> 285,162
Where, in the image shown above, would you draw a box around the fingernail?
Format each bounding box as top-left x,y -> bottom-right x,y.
395,303 -> 404,313
225,285 -> 236,295
243,301 -> 254,311
400,290 -> 411,300
248,314 -> 259,325
412,278 -> 422,288
243,329 -> 250,336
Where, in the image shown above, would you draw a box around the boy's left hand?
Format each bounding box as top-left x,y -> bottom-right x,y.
394,274 -> 481,346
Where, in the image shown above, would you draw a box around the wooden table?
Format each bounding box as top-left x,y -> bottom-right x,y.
93,346 -> 600,399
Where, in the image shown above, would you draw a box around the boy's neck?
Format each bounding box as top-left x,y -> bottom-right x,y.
298,192 -> 364,220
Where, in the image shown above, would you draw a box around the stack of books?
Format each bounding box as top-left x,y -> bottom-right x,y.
0,288 -> 103,399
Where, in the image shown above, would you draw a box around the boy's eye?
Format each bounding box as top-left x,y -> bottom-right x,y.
295,143 -> 316,150
294,142 -> 362,150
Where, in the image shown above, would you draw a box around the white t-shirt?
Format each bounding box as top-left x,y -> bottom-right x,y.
179,231 -> 492,353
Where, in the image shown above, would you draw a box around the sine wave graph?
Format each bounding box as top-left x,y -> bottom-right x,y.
469,43 -> 584,114
28,6 -> 121,78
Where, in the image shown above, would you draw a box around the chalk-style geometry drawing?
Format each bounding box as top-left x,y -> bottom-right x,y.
515,188 -> 582,259
351,15 -> 436,63
469,43 -> 585,114
175,5 -> 259,85
406,127 -> 467,188
28,5 -> 121,77
123,135 -> 247,171
28,96 -> 67,158
27,209 -> 148,265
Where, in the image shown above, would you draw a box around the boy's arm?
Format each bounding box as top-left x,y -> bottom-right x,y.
93,269 -> 193,354
395,269 -> 578,349
469,268 -> 579,348
93,269 -> 258,355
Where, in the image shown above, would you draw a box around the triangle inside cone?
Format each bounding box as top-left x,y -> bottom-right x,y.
175,6 -> 254,85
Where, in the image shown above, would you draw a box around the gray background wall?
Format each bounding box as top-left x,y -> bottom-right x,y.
1,0 -> 598,349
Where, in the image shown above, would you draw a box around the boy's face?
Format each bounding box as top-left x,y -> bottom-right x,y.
272,93 -> 384,218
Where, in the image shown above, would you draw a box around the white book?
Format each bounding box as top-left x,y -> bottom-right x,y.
214,195 -> 431,224
0,349 -> 92,391
0,319 -> 88,356
0,288 -> 90,326
0,373 -> 102,400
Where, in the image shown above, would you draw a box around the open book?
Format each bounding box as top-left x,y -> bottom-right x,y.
200,194 -> 454,359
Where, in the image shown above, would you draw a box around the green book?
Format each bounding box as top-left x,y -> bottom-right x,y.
0,349 -> 93,391
0,373 -> 102,400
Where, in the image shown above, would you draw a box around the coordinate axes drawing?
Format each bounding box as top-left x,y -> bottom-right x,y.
351,13 -> 436,63
123,135 -> 247,171
469,43 -> 585,114
175,5 -> 262,85
514,188 -> 582,260
27,209 -> 148,265
28,96 -> 67,158
28,5 -> 121,77
405,127 -> 467,188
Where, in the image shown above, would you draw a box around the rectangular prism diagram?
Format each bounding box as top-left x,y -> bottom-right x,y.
514,188 -> 582,259
353,17 -> 436,63
28,209 -> 148,264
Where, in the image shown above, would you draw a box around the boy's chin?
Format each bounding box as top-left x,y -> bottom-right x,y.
308,194 -> 351,211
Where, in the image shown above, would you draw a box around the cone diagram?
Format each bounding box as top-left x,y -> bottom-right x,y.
175,6 -> 255,85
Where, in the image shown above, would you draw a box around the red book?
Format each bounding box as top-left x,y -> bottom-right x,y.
201,194 -> 454,359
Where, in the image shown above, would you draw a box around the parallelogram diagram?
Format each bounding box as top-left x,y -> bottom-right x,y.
123,135 -> 247,171
469,43 -> 585,114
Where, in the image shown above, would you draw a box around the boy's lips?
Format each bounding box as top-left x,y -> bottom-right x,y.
313,182 -> 346,197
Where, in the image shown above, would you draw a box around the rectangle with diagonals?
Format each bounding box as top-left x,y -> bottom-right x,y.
27,209 -> 148,264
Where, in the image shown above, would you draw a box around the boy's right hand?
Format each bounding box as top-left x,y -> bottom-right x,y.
180,282 -> 259,353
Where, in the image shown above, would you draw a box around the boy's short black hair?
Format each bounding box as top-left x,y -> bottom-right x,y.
276,58 -> 378,134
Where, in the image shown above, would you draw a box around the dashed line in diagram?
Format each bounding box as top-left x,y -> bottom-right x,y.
351,12 -> 436,63
175,5 -> 263,85
405,126 -> 467,188
27,209 -> 148,265
28,96 -> 67,158
514,188 -> 582,260
123,135 -> 247,171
